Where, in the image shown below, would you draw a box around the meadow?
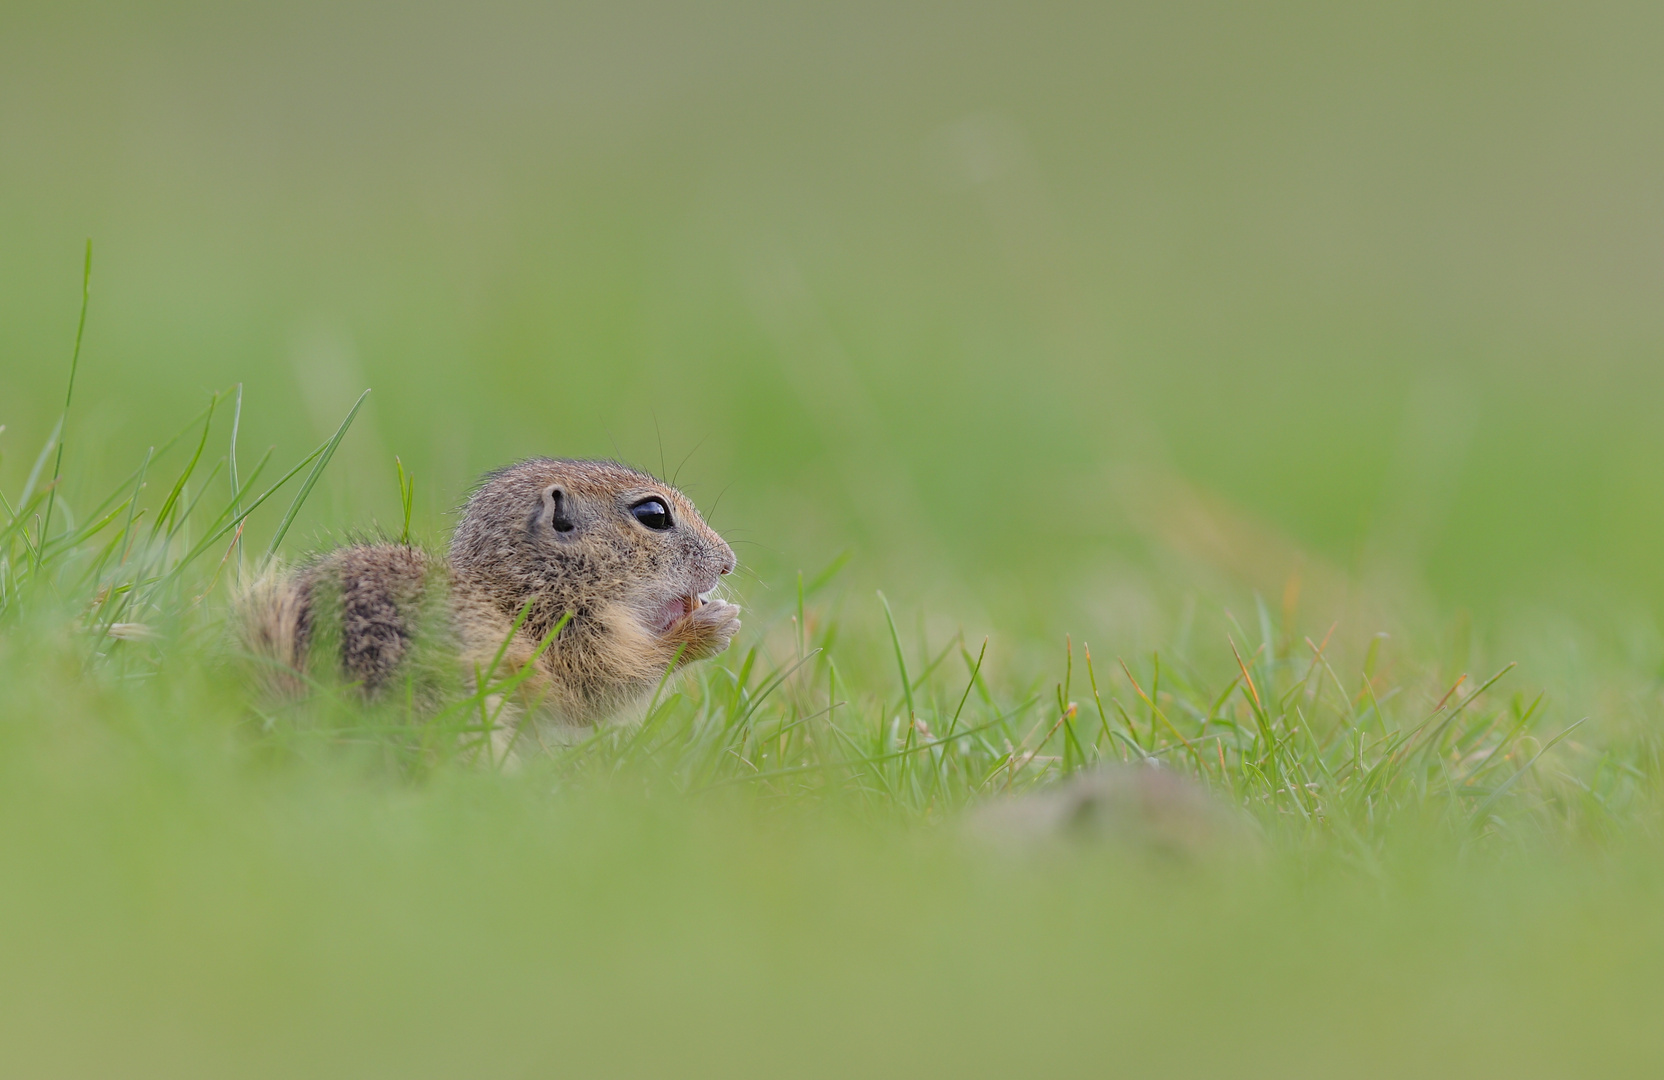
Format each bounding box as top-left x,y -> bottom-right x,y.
6,1 -> 1664,1075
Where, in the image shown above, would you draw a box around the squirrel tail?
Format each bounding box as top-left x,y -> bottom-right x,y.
233,562 -> 312,695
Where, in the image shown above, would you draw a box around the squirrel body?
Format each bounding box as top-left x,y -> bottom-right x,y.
239,459 -> 739,731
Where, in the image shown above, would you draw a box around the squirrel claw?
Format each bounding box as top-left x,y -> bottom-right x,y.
673,599 -> 740,661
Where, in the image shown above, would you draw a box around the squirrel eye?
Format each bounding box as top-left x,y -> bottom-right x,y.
630,498 -> 673,531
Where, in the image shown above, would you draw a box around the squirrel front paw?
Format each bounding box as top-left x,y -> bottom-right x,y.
671,599 -> 741,663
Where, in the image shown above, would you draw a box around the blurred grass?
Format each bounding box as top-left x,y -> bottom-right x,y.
6,0 -> 1664,1075
3,380 -> 1662,1077
7,0 -> 1664,628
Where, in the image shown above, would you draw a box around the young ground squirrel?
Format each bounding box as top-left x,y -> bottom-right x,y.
239,458 -> 740,733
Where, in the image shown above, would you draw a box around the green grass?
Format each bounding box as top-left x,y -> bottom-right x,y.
10,365 -> 1645,837
5,350 -> 1664,1076
9,2 -> 1664,1072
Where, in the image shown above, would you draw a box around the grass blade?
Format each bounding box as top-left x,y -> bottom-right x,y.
151,395 -> 220,538
877,590 -> 915,724
38,239 -> 92,563
229,383 -> 245,567
266,389 -> 370,559
1469,717 -> 1588,827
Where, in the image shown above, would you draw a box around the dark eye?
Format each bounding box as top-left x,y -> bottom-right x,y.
630,498 -> 673,531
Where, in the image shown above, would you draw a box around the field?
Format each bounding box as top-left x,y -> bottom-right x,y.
5,2 -> 1664,1075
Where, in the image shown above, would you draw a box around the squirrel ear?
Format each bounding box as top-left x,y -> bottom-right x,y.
539,484 -> 576,533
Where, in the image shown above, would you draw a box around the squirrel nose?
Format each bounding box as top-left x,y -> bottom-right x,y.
719,550 -> 735,575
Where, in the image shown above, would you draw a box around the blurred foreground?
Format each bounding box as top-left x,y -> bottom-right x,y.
3,607 -> 1663,1077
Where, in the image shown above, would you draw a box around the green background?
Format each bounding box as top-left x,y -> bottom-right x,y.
7,0 -> 1664,646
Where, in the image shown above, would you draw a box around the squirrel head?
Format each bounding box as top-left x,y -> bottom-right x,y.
448,458 -> 736,645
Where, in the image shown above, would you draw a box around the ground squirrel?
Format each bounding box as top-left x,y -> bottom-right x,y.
239,458 -> 740,733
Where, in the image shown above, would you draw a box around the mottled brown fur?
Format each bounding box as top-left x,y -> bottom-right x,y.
315,543 -> 432,691
236,459 -> 738,734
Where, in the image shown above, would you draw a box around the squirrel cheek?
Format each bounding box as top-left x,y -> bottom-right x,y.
648,596 -> 694,635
